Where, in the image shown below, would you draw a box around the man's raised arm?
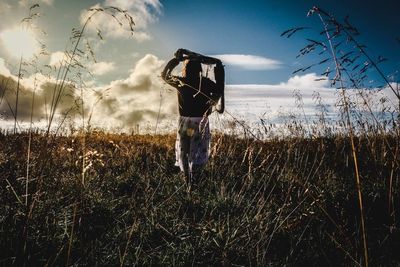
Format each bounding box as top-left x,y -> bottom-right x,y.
161,57 -> 180,88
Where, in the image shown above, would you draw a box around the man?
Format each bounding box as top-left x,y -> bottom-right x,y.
161,49 -> 224,188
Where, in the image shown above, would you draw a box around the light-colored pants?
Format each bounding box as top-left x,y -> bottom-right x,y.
175,116 -> 211,178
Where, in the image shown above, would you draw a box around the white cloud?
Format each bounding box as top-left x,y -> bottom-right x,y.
212,54 -> 282,70
0,2 -> 11,14
0,27 -> 39,59
132,31 -> 153,42
80,0 -> 162,41
2,56 -> 397,133
0,54 -> 177,131
224,73 -> 398,124
41,0 -> 54,5
279,73 -> 329,89
131,52 -> 140,58
82,54 -> 177,128
0,58 -> 12,77
18,0 -> 53,7
89,61 -> 116,75
49,51 -> 66,66
0,72 -> 79,122
104,0 -> 162,26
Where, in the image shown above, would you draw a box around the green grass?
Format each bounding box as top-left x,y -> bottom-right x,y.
0,131 -> 399,266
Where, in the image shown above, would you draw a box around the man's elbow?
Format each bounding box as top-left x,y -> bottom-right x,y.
161,70 -> 168,81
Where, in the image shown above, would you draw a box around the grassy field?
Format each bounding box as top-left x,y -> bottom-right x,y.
1,130 -> 399,266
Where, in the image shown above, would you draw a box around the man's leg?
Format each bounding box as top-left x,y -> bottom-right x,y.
179,134 -> 191,186
190,164 -> 205,186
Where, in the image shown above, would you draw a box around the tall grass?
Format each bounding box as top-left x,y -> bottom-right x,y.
0,131 -> 399,266
283,7 -> 400,266
0,4 -> 136,266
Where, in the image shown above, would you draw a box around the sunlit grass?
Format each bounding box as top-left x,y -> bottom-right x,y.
0,129 -> 399,266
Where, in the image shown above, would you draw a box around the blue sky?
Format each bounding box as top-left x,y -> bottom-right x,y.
151,0 -> 400,84
0,0 -> 399,129
1,0 -> 399,84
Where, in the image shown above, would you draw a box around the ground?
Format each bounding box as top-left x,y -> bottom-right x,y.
0,131 -> 399,266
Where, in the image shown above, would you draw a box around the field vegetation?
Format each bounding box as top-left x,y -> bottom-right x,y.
0,130 -> 399,266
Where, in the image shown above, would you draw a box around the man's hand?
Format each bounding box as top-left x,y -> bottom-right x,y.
174,48 -> 185,61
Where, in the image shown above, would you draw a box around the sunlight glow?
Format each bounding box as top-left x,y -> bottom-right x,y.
0,27 -> 38,59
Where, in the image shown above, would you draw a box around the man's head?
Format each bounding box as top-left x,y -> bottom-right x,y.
182,59 -> 202,80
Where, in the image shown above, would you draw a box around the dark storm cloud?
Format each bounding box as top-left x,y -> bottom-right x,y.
0,54 -> 177,129
83,54 -> 177,128
0,74 -> 81,122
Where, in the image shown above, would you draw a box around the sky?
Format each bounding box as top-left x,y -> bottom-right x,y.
0,0 -> 399,132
